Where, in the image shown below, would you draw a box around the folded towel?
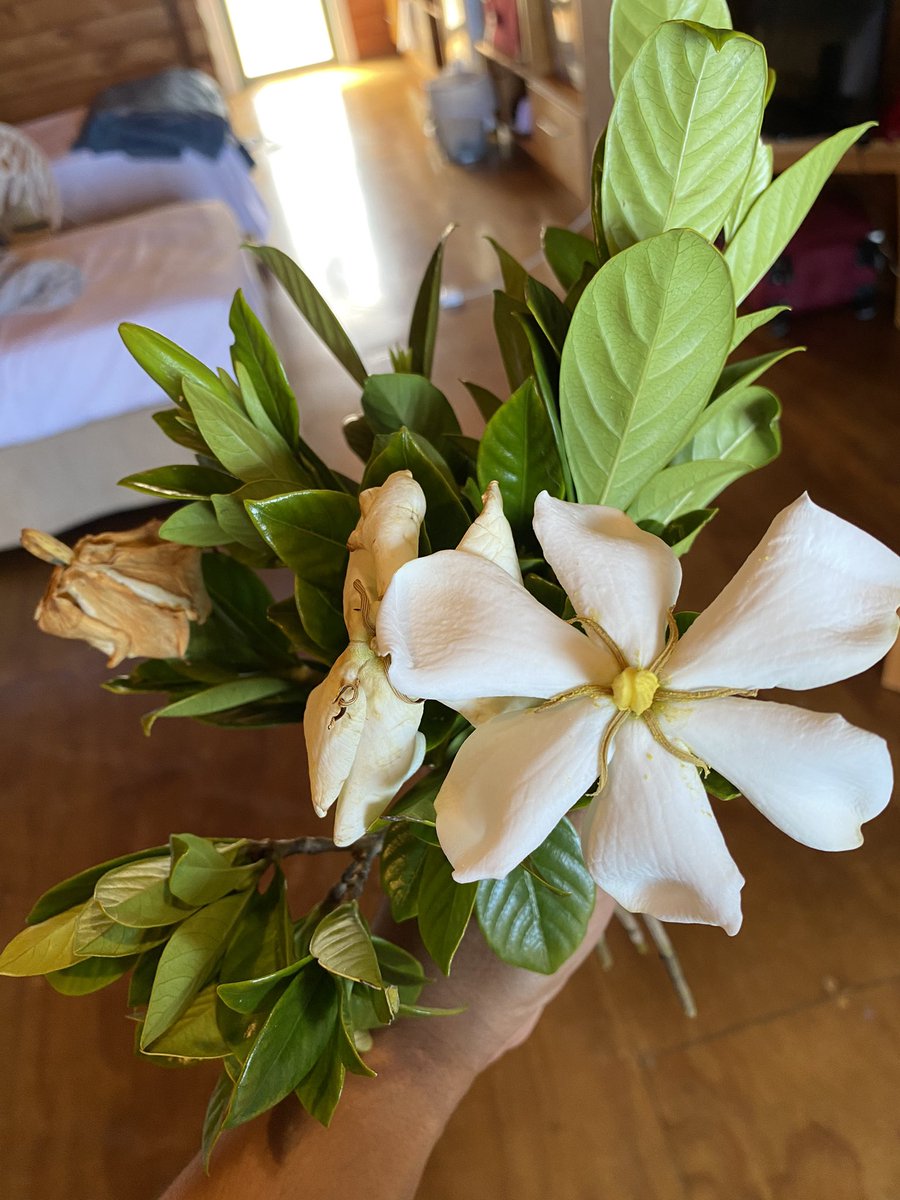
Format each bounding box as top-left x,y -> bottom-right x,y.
0,252 -> 83,317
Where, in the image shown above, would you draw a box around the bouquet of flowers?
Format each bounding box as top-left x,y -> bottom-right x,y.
3,0 -> 898,1165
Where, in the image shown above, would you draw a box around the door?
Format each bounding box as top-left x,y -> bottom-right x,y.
221,0 -> 336,80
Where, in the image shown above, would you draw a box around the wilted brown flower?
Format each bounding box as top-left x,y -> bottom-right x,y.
21,521 -> 211,667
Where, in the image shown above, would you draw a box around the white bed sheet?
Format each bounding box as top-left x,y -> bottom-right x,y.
20,108 -> 269,240
0,200 -> 266,449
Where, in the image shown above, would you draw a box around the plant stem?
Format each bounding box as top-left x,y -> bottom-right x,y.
245,833 -> 382,862
326,831 -> 386,908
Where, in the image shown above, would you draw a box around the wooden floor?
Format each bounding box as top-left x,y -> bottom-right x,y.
2,60 -> 900,1199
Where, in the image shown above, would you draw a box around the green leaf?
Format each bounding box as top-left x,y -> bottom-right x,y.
202,1070 -> 235,1169
724,137 -> 773,242
200,552 -> 293,667
712,347 -> 802,402
46,954 -> 137,996
603,22 -> 767,254
248,245 -> 368,386
294,577 -> 346,660
342,413 -> 376,462
142,677 -> 292,735
142,890 -> 252,1047
380,822 -> 430,922
119,323 -> 227,406
142,985 -> 229,1059
159,502 -> 227,547
525,278 -> 571,357
362,428 -> 469,550
27,845 -> 167,925
168,835 -> 261,907
337,982 -> 377,1076
608,0 -> 732,93
541,227 -> 599,292
0,905 -> 85,976
372,938 -> 426,995
217,960 -> 307,1013
219,869 -> 293,985
408,225 -> 454,378
476,818 -> 594,974
661,507 -> 717,556
128,946 -> 165,1007
246,489 -> 358,588
95,858 -> 194,929
208,482 -> 292,557
628,460 -> 749,524
493,290 -> 533,391
183,378 -> 305,486
295,1023 -> 347,1127
486,237 -> 530,301
589,133 -> 608,260
686,385 -> 781,469
417,845 -> 477,975
560,229 -> 734,508
724,122 -> 874,303
310,903 -> 383,988
517,314 -> 575,502
118,465 -> 238,500
730,305 -> 789,353
476,377 -> 564,535
463,380 -> 503,423
226,965 -> 338,1128
229,289 -> 300,447
524,573 -> 570,617
361,374 -> 461,445
152,408 -> 214,456
73,900 -> 170,957
705,768 -> 741,801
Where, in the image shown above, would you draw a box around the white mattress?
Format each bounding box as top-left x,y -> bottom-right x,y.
0,200 -> 267,449
20,108 -> 269,240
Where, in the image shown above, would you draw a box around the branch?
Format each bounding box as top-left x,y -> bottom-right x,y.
326,831 -> 386,909
245,833 -> 382,862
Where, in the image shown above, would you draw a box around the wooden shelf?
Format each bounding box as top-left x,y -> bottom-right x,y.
768,136 -> 900,175
474,39 -> 585,118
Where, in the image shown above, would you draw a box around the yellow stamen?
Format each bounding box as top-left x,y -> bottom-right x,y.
612,667 -> 659,716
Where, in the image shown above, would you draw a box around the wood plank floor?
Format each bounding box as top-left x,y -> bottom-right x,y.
1,59 -> 899,1199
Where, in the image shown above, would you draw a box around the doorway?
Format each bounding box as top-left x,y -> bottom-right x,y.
220,0 -> 339,81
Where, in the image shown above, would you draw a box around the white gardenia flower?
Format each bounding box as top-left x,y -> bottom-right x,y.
304,470 -> 427,846
377,491 -> 900,934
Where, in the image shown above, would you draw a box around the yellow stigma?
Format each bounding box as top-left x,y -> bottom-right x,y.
612,667 -> 659,716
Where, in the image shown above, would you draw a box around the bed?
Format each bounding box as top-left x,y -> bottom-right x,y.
0,199 -> 267,548
19,107 -> 269,241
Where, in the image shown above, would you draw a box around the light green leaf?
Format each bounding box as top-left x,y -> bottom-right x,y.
713,346 -> 802,402
730,305 -> 789,352
560,229 -> 734,508
541,227 -> 599,292
295,1024 -> 347,1126
74,899 -> 170,957
0,904 -> 85,976
248,245 -> 368,386
142,677 -> 292,735
119,323 -> 228,407
725,122 -> 874,303
476,377 -> 564,535
380,821 -> 430,923
95,858 -> 194,929
229,289 -> 300,447
152,408 -> 213,456
142,890 -> 251,1047
362,428 -> 469,550
724,137 -> 773,242
246,488 -> 358,588
209,481 -> 296,555
686,385 -> 781,468
225,966 -> 338,1128
361,374 -> 460,445
168,835 -> 261,907
628,459 -> 749,524
159,502 -> 227,547
46,953 -> 137,996
603,21 -> 767,254
609,0 -> 732,92
27,845 -> 167,925
408,225 -> 454,377
118,465 -> 238,500
310,903 -> 383,988
417,846 -> 477,975
183,378 -> 305,486
476,818 -> 594,974
142,985 -> 229,1059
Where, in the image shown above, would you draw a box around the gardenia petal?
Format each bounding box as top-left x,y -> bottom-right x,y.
534,493 -> 681,666
332,657 -> 425,846
582,717 -> 745,934
456,480 -> 522,581
304,643 -> 370,817
378,551 -> 615,708
435,696 -> 615,882
659,696 -> 893,852
666,494 -> 900,692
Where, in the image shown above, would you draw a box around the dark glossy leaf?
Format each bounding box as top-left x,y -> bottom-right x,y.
200,552 -> 293,667
295,1022 -> 346,1126
342,413 -> 376,462
705,768 -> 741,801
371,937 -> 427,993
217,960 -> 308,1013
159,502 -> 227,547
493,290 -> 532,391
46,953 -> 137,996
380,822 -> 429,922
408,225 -> 454,378
27,846 -> 167,925
525,278 -> 571,357
248,245 -> 368,386
142,677 -> 292,735
477,377 -> 564,535
128,945 -> 165,1007
476,818 -> 595,974
523,573 -> 569,618
294,577 -> 346,660
152,408 -> 214,456
202,1069 -> 235,1169
229,289 -> 300,446
417,845 -> 477,975
362,374 -> 460,445
589,131 -> 608,260
119,323 -> 227,407
362,428 -> 469,550
118,465 -> 238,500
246,489 -> 359,588
220,869 -> 293,985
462,380 -> 503,422
486,237 -> 529,301
541,227 -> 599,292
266,597 -> 331,665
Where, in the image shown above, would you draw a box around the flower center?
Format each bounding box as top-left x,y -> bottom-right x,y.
612,667 -> 659,716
